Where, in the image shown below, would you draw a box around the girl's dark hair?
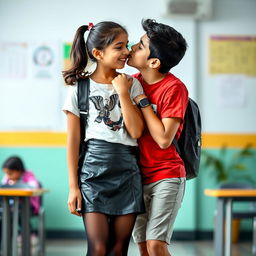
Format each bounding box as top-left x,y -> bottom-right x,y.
63,21 -> 127,85
142,19 -> 187,74
2,156 -> 25,173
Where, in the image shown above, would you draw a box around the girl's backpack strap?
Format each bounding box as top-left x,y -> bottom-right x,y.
78,78 -> 90,142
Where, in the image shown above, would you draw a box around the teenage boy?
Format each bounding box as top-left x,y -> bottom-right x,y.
127,19 -> 188,256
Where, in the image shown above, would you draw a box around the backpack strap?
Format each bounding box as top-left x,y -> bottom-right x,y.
172,97 -> 189,156
172,138 -> 181,155
78,78 -> 90,141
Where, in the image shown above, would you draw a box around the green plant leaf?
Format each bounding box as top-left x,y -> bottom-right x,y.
229,163 -> 247,171
233,144 -> 254,159
201,145 -> 256,185
220,145 -> 227,159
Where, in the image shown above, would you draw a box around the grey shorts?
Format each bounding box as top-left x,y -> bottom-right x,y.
132,178 -> 186,244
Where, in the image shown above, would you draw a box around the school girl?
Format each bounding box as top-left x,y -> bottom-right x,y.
62,21 -> 145,256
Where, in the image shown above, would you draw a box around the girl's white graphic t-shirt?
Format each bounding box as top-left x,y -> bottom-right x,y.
63,77 -> 144,146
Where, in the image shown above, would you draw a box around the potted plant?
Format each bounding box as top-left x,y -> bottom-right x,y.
202,143 -> 255,243
202,143 -> 255,186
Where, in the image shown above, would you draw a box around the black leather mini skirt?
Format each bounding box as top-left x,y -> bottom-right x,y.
79,139 -> 145,215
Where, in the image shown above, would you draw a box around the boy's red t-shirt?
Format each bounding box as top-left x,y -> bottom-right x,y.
133,72 -> 189,184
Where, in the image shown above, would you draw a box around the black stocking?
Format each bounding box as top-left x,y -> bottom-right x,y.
108,214 -> 137,256
83,212 -> 109,256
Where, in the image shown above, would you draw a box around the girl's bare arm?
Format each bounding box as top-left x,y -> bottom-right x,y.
112,74 -> 144,139
66,112 -> 82,216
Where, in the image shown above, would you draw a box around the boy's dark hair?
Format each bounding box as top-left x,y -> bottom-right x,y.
142,19 -> 187,74
63,21 -> 127,85
2,156 -> 25,173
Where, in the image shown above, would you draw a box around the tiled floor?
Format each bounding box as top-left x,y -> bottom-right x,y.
44,240 -> 253,256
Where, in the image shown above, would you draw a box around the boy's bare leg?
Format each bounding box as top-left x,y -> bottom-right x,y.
138,242 -> 149,256
147,240 -> 171,256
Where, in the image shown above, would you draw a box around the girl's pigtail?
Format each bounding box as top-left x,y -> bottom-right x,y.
63,25 -> 89,85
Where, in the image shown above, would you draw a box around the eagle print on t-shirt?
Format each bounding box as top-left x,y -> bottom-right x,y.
89,94 -> 123,131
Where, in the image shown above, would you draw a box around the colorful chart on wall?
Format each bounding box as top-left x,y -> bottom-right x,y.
209,36 -> 256,76
0,42 -> 28,79
63,43 -> 72,71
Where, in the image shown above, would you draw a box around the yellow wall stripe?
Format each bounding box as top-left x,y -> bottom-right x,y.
202,133 -> 256,148
0,132 -> 67,147
0,132 -> 255,148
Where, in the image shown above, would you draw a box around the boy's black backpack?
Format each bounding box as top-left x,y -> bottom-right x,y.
77,78 -> 90,173
173,98 -> 202,180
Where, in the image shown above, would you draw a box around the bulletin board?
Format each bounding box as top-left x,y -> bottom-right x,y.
209,36 -> 256,76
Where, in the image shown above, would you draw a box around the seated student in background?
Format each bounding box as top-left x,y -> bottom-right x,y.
1,156 -> 40,215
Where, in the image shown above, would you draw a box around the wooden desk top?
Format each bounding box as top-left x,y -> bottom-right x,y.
205,189 -> 256,197
0,188 -> 48,197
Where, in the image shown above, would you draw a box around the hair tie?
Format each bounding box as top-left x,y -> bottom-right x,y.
88,22 -> 94,31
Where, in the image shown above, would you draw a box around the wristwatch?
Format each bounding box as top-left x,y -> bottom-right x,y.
138,98 -> 150,108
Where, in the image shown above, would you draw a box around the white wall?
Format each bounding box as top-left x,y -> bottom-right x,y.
198,0 -> 256,133
1,0 -> 255,133
0,0 -> 196,131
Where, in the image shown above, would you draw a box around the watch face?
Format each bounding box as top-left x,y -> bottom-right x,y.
140,98 -> 150,108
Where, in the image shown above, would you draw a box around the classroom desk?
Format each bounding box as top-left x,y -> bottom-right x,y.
0,188 -> 48,256
204,189 -> 256,256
